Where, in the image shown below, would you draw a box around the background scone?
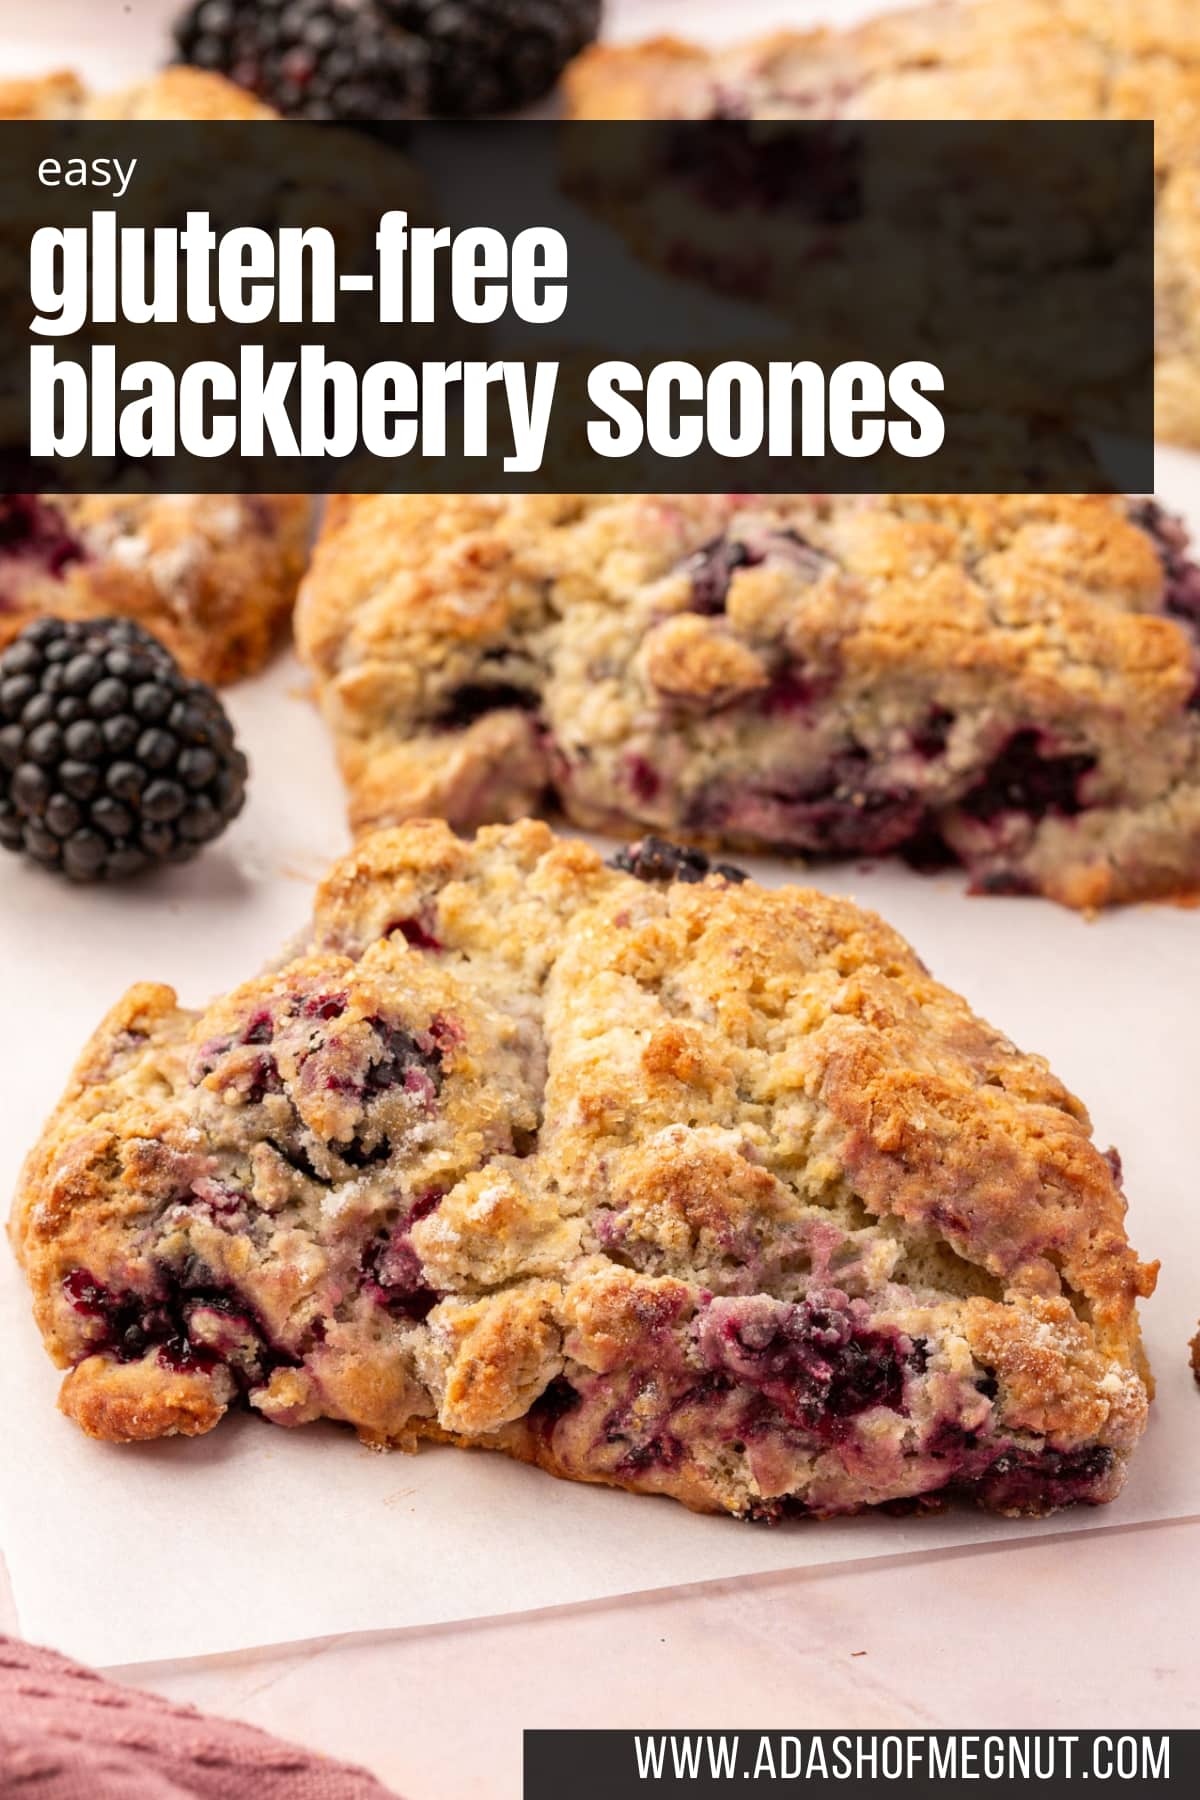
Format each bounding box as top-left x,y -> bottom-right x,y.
0,65 -> 276,121
0,69 -> 308,685
565,0 -> 1200,451
12,820 -> 1156,1519
0,66 -> 318,684
0,494 -> 311,687
297,493 -> 1200,909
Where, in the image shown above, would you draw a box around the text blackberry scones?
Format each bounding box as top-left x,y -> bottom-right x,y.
12,822 -> 1156,1518
297,495 -> 1200,909
564,0 -> 1200,451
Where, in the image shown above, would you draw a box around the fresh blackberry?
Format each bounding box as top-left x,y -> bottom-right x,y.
386,0 -> 602,115
0,617 -> 248,883
610,836 -> 747,886
172,0 -> 431,121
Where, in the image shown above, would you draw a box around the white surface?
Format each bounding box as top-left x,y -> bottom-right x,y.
0,0 -> 1197,1782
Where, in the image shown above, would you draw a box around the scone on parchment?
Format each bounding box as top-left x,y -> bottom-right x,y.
297,494 -> 1200,909
11,821 -> 1156,1519
564,0 -> 1200,451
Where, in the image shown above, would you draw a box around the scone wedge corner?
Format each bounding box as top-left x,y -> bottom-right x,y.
11,820 -> 1156,1520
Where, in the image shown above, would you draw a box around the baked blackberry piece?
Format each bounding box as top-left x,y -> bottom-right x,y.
12,819 -> 1156,1518
564,0 -> 1200,452
0,495 -> 311,687
297,494 -> 1200,909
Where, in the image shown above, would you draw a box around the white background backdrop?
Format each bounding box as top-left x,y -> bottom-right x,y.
0,1 -> 1197,1793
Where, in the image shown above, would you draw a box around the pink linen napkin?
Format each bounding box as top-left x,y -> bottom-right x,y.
0,1634 -> 403,1798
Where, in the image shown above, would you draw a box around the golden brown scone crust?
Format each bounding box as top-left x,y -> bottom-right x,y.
296,493 -> 1200,908
11,819 -> 1156,1518
0,495 -> 312,686
565,0 -> 1200,449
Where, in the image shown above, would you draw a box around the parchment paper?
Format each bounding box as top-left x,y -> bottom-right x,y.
0,0 -> 1197,1671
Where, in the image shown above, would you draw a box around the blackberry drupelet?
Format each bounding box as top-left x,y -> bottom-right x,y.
172,0 -> 431,121
0,617 -> 248,882
386,0 -> 603,115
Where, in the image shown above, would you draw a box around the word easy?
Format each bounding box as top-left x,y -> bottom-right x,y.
37,157 -> 138,200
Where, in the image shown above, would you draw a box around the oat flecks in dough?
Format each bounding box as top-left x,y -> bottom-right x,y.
11,820 -> 1157,1520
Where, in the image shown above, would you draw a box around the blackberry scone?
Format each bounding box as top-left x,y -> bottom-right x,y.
0,494 -> 311,687
565,0 -> 1200,450
12,820 -> 1156,1518
297,494 -> 1200,909
0,70 -> 314,684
